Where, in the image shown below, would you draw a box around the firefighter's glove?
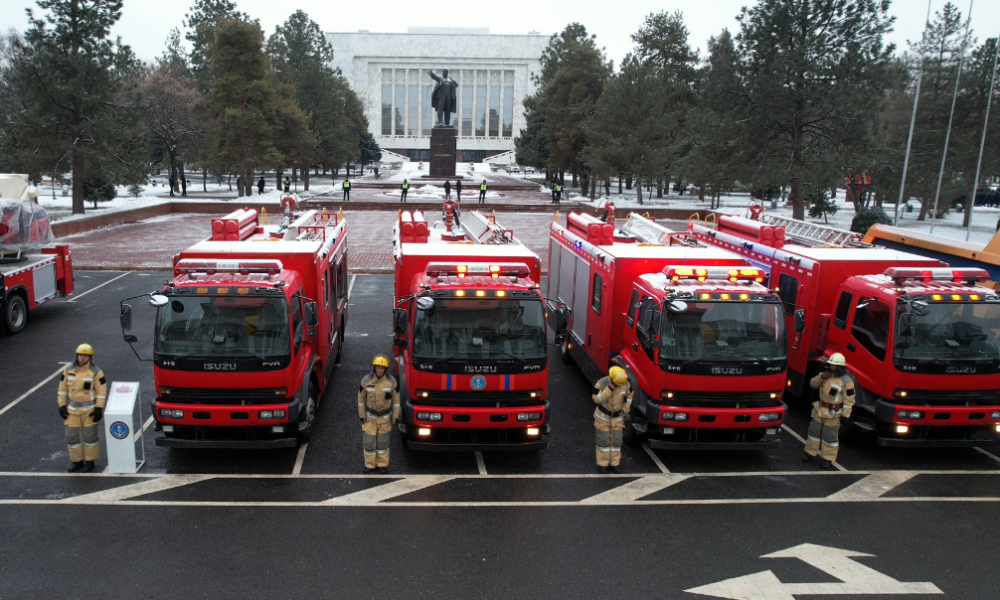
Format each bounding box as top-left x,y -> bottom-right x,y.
90,407 -> 103,423
59,405 -> 69,420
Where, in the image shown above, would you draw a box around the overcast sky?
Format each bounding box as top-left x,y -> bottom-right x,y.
1,0 -> 998,67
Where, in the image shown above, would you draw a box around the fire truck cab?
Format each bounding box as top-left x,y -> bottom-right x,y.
691,214 -> 1000,447
550,209 -> 791,449
121,207 -> 348,448
392,203 -> 552,450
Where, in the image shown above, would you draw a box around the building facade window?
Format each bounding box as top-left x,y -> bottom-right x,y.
394,83 -> 405,135
502,70 -> 515,137
475,70 -> 487,136
381,84 -> 391,136
423,82 -> 433,135
489,70 -> 501,137
461,84 -> 473,136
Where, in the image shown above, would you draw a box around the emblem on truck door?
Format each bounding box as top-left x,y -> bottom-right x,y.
471,375 -> 487,390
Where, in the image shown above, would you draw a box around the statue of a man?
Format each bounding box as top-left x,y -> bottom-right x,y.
428,69 -> 458,127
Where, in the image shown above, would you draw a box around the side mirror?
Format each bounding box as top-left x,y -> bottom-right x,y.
393,337 -> 408,348
794,309 -> 806,334
667,300 -> 688,313
124,334 -> 138,343
555,307 -> 569,335
120,304 -> 133,331
898,313 -> 915,339
148,294 -> 169,308
416,297 -> 435,311
393,308 -> 409,335
856,298 -> 871,310
911,300 -> 930,317
304,302 -> 319,328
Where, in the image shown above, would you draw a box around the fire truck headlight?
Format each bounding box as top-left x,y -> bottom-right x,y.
526,427 -> 540,436
162,425 -> 174,433
769,392 -> 780,400
896,425 -> 909,433
259,411 -> 274,419
428,413 -> 443,421
418,428 -> 431,436
897,411 -> 924,420
529,390 -> 543,399
663,412 -> 688,422
517,412 -> 542,421
759,412 -> 782,422
273,410 -> 286,419
417,412 -> 429,420
995,425 -> 1000,433
991,411 -> 1000,420
160,409 -> 183,419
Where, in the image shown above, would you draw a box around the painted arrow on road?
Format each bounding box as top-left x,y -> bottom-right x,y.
685,543 -> 943,599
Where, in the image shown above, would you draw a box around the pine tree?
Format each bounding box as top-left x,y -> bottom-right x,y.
184,0 -> 248,94
359,133 -> 382,171
736,0 -> 896,220
8,0 -> 147,214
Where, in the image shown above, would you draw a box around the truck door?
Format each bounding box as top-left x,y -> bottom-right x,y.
845,295 -> 894,397
571,256 -> 589,343
585,271 -> 606,368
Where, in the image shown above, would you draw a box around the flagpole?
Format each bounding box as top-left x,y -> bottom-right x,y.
964,34 -> 1000,241
895,0 -> 934,226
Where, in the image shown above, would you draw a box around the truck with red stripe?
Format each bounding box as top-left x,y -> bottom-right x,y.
120,204 -> 348,448
1,175 -> 73,335
689,214 -> 1000,447
391,201 -> 553,450
549,207 -> 791,449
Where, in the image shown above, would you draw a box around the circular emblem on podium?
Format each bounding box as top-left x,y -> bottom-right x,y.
471,375 -> 487,391
109,421 -> 130,440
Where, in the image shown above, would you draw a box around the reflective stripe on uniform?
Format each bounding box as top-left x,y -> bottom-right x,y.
67,443 -> 83,448
69,403 -> 96,411
376,449 -> 389,454
598,446 -> 613,452
364,450 -> 376,456
807,435 -> 821,442
58,392 -> 68,397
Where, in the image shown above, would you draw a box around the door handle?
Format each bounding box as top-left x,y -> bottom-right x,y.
846,343 -> 856,352
632,342 -> 638,351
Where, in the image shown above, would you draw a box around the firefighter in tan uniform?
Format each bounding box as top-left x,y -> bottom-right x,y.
57,344 -> 108,473
593,366 -> 632,473
357,355 -> 400,473
803,352 -> 856,469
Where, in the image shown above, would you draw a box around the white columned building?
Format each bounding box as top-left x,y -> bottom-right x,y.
326,27 -> 548,163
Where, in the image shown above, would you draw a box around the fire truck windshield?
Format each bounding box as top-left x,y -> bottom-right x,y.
660,301 -> 786,364
154,296 -> 291,358
895,301 -> 1000,372
412,298 -> 546,360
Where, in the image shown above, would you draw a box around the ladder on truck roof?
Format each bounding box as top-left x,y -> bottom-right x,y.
760,214 -> 868,248
283,209 -> 340,242
459,210 -> 513,244
620,213 -> 689,245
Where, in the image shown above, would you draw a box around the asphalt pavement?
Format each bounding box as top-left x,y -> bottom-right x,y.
1,271 -> 998,599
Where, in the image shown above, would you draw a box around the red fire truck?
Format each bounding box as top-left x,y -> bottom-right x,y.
120,206 -> 348,448
549,208 -> 791,449
690,214 -> 1000,447
392,202 -> 553,450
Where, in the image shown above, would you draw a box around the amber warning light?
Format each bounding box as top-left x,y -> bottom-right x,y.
425,262 -> 531,279
665,266 -> 765,284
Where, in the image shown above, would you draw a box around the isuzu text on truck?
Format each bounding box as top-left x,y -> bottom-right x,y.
121,206 -> 348,448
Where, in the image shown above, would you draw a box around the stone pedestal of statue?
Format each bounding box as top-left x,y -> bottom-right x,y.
429,126 -> 457,177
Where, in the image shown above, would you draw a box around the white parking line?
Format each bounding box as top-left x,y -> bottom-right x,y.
292,442 -> 308,476
641,441 -> 670,473
475,451 -> 487,475
0,363 -> 71,418
61,272 -> 129,303
347,274 -> 357,299
826,471 -> 918,500
975,447 -> 1000,464
322,475 -> 454,505
580,474 -> 690,504
65,475 -> 214,503
781,424 -> 848,472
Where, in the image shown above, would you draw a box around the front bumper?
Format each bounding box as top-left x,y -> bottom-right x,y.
154,436 -> 298,449
647,439 -> 781,451
398,422 -> 550,451
875,399 -> 1000,447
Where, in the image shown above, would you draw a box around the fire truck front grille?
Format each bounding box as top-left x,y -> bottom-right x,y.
669,391 -> 777,408
419,391 -> 542,407
891,390 -> 1000,406
158,388 -> 289,405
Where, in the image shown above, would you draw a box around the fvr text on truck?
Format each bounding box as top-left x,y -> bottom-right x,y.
392,202 -> 558,450
120,206 -> 348,448
549,207 -> 794,449
690,214 -> 1000,447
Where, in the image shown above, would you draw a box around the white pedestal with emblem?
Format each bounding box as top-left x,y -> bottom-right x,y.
104,381 -> 145,473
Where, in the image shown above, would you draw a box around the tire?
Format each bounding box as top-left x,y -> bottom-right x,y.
296,381 -> 318,444
560,338 -> 574,366
3,294 -> 27,334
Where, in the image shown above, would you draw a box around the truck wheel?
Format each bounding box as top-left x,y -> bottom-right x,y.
296,382 -> 317,444
560,338 -> 574,366
3,295 -> 27,334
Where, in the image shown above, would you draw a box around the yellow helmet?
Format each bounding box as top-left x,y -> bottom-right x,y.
828,353 -> 846,367
372,355 -> 390,368
609,366 -> 628,385
75,343 -> 94,356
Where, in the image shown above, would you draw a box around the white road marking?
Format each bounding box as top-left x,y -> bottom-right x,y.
686,543 -> 943,599
641,440 -> 670,473
322,475 -> 454,505
347,274 -> 357,299
475,451 -> 487,475
0,363 -> 71,418
580,474 -> 690,504
975,447 -> 1000,464
64,475 -> 213,503
61,272 -> 129,303
826,471 -> 918,501
292,442 -> 308,476
780,424 -> 847,472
